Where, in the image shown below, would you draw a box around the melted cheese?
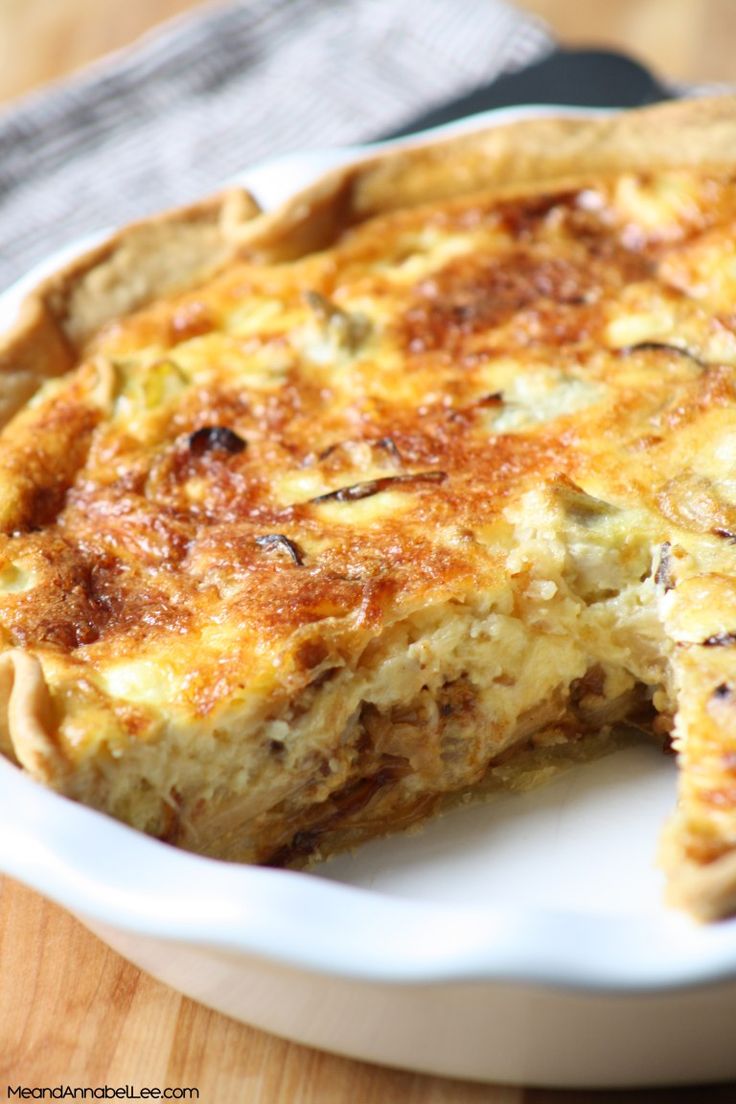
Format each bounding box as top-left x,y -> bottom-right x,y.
6,168 -> 736,907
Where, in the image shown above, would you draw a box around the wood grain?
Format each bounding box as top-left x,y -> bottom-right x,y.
1,0 -> 736,105
0,0 -> 201,103
524,0 -> 736,85
0,878 -> 518,1102
4,877 -> 736,1103
2,1 -> 736,1100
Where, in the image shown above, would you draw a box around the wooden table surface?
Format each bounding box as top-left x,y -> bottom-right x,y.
3,2 -> 736,1100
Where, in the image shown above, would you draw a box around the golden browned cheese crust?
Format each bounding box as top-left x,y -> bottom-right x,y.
7,99 -> 736,917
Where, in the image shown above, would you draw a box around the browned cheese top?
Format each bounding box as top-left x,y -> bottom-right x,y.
3,169 -> 736,748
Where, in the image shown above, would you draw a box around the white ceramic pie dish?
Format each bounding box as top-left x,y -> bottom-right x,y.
4,104 -> 736,1089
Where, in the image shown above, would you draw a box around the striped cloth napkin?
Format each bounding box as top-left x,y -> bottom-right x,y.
0,0 -> 553,292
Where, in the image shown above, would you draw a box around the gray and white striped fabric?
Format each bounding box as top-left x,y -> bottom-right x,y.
0,0 -> 553,292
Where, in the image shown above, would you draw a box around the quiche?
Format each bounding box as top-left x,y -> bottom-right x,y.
6,100 -> 736,920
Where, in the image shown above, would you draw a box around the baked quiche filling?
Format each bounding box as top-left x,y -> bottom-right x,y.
5,121 -> 736,917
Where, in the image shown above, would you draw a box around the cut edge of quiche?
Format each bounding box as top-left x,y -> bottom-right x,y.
3,98 -> 736,919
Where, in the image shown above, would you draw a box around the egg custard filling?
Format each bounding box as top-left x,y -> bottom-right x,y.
6,102 -> 736,917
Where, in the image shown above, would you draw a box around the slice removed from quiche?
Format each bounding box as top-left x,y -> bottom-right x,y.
4,101 -> 736,918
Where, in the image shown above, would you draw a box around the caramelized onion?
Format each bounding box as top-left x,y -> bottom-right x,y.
703,632 -> 736,647
188,425 -> 246,456
255,534 -> 304,565
310,470 -> 446,504
623,341 -> 708,368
